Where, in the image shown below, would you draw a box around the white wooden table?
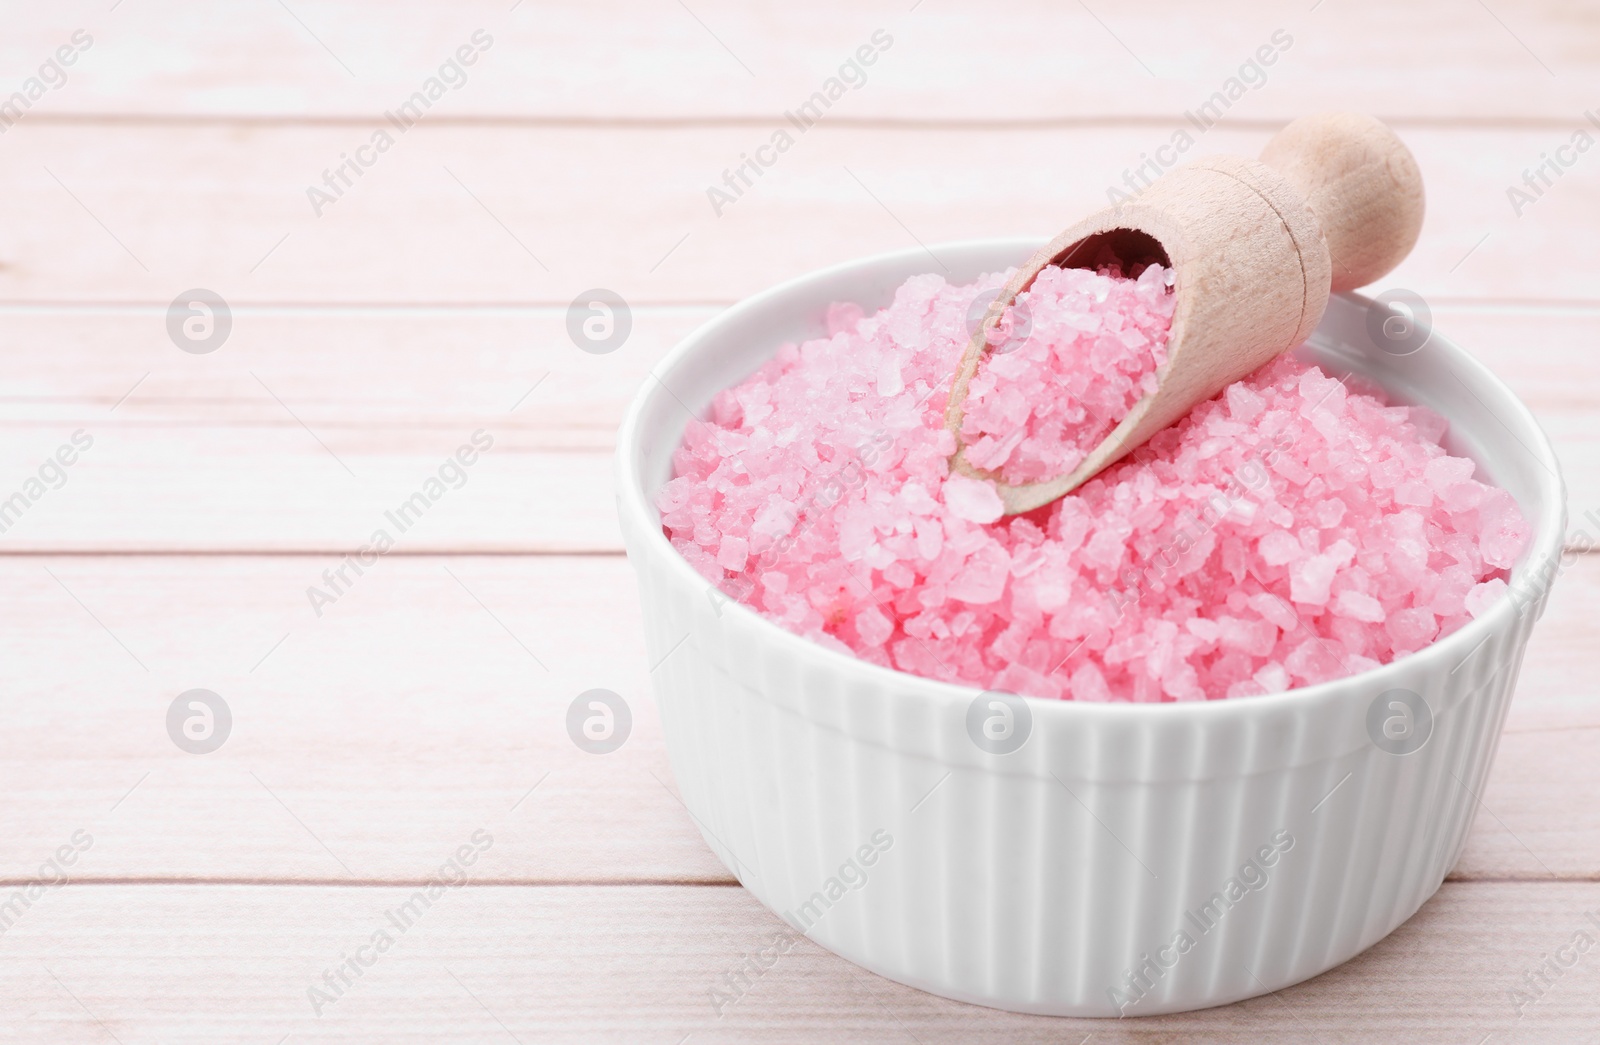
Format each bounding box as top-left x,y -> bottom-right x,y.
1,1 -> 1597,1040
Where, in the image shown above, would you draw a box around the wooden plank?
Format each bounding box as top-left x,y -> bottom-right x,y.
0,304 -> 685,438
0,124 -> 1592,306
0,5 -> 1586,1038
0,880 -> 1596,1041
0,299 -> 670,553
0,427 -> 620,553
0,555 -> 729,885
10,0 -> 1597,121
0,554 -> 1593,884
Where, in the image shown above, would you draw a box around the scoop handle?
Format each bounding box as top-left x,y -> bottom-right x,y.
1258,112 -> 1425,292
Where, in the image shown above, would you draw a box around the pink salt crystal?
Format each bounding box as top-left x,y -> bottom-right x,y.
1226,383 -> 1266,423
1386,607 -> 1440,654
856,605 -> 894,647
1259,530 -> 1301,566
959,263 -> 1176,484
1311,498 -> 1347,528
717,535 -> 749,572
947,543 -> 1010,604
1477,488 -> 1531,568
1428,566 -> 1475,618
1070,661 -> 1112,702
1465,578 -> 1508,618
661,265 -> 1532,704
1290,553 -> 1339,606
943,474 -> 1005,524
1254,663 -> 1291,694
1247,592 -> 1299,632
1332,590 -> 1386,623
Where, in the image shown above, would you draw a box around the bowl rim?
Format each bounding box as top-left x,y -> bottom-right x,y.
615,238 -> 1567,724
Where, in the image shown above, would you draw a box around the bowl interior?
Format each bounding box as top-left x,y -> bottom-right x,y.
630,238 -> 1560,553
630,239 -> 1050,509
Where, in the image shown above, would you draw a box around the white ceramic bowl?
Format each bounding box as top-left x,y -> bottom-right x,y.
615,239 -> 1565,1016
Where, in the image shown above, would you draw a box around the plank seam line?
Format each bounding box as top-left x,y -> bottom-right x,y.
0,300 -> 737,312
0,875 -> 1576,887
8,114 -> 1589,132
1444,874 -> 1600,884
0,297 -> 1596,313
0,877 -> 742,888
0,549 -> 630,558
0,548 -> 1589,559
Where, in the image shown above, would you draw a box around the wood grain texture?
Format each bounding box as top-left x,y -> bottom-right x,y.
1,881 -> 1597,1043
0,553 -> 1593,885
0,555 -> 728,884
6,0 -> 1597,121
0,124 -> 1590,306
0,0 -> 1594,1033
1259,111 -> 1426,292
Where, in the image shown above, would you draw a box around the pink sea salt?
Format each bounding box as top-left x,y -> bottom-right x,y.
943,475 -> 1005,524
658,265 -> 1532,703
960,262 -> 1176,484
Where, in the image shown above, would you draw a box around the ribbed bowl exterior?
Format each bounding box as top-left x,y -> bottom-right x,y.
616,240 -> 1566,1016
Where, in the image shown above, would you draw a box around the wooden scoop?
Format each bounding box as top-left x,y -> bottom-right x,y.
944,111 -> 1425,515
